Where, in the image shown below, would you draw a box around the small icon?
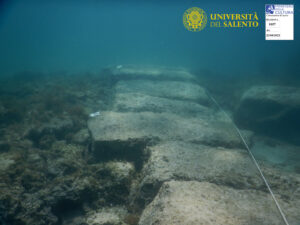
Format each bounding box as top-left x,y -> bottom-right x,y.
266,5 -> 275,14
183,7 -> 207,32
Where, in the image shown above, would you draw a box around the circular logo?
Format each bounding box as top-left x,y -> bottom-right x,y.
183,7 -> 207,32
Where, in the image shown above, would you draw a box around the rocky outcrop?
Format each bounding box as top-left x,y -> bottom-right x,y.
0,71 -> 138,225
85,206 -> 128,225
113,92 -> 211,115
86,66 -> 300,225
135,141 -> 263,206
109,65 -> 197,82
72,128 -> 91,145
0,142 -> 134,225
88,111 -> 248,148
2,67 -> 299,225
115,80 -> 209,104
138,181 -> 295,225
88,67 -> 253,169
234,85 -> 300,144
25,117 -> 75,148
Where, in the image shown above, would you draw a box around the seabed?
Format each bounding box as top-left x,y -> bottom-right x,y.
0,65 -> 299,225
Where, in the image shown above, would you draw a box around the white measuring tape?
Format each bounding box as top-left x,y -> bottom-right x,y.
206,89 -> 290,225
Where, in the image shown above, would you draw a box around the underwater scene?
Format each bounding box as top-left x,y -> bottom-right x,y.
0,0 -> 299,225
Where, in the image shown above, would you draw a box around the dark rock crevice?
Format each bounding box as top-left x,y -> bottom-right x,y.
91,139 -> 154,172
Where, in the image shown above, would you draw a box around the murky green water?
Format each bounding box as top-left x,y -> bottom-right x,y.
0,1 -> 299,225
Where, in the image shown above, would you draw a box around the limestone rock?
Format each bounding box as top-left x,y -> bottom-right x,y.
113,92 -> 212,116
234,85 -> 300,144
105,161 -> 135,182
72,128 -> 90,145
109,65 -> 196,82
115,80 -> 209,104
136,141 -> 262,205
0,153 -> 15,172
26,117 -> 74,147
139,181 -> 285,225
88,111 -> 248,161
86,206 -> 128,225
240,86 -> 300,106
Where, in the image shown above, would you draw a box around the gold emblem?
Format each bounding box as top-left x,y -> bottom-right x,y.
183,7 -> 207,32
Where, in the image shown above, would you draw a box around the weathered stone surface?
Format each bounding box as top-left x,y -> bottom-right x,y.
115,80 -> 209,104
0,139 -> 137,225
85,206 -> 128,225
72,128 -> 90,145
132,140 -> 300,215
136,141 -> 262,205
88,111 -> 248,150
87,109 -> 232,171
113,92 -> 212,116
26,117 -> 74,147
234,85 -> 300,144
138,181 -> 287,225
240,86 -> 300,106
109,65 -> 196,82
104,161 -> 135,183
1,67 -> 299,225
0,153 -> 15,172
46,144 -> 84,177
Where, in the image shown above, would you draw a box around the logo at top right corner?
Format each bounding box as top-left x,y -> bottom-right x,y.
265,4 -> 275,14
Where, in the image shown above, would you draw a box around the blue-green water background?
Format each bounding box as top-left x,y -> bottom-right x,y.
0,0 -> 299,78
0,2 -> 299,224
